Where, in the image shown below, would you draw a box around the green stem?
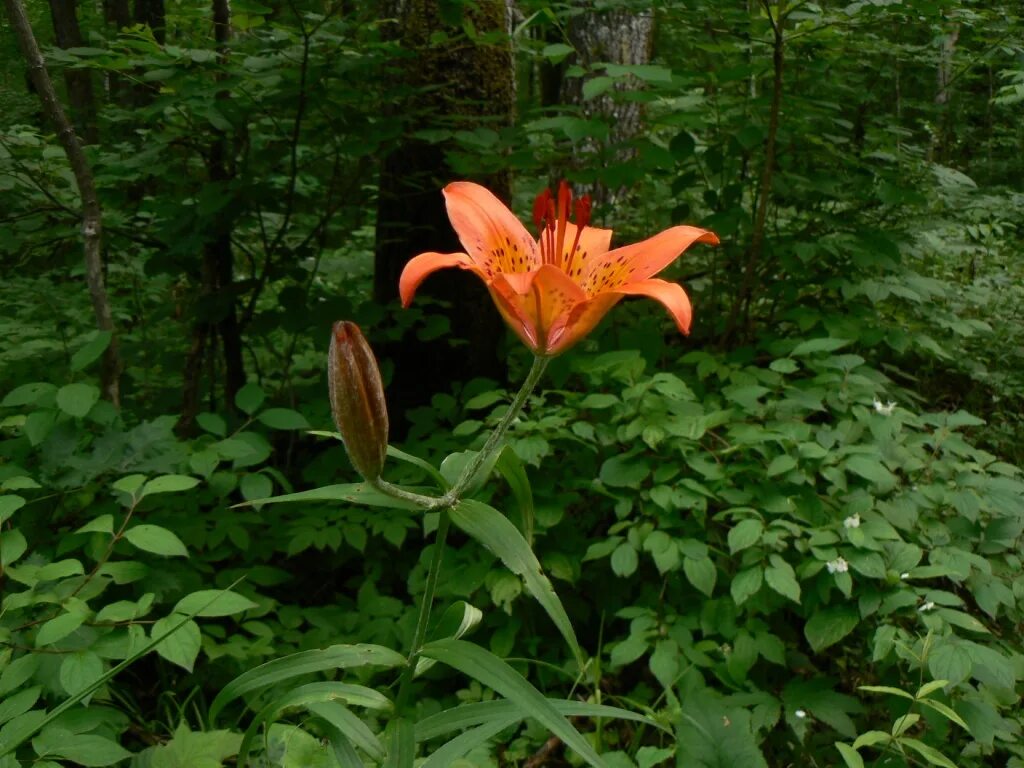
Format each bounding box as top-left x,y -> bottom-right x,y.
372,355 -> 549,511
395,508 -> 451,713
445,354 -> 548,501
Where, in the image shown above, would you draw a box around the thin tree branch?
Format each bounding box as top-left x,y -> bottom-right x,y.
4,0 -> 122,403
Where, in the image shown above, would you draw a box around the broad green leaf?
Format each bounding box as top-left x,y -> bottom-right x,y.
0,495 -> 26,525
791,338 -> 852,356
2,382 -> 56,407
421,639 -> 606,768
804,606 -> 860,652
70,331 -> 112,372
0,687 -> 39,727
258,408 -> 309,430
835,743 -> 864,768
140,475 -> 199,497
683,556 -> 716,597
852,730 -> 892,749
36,612 -> 85,647
765,556 -> 801,603
152,615 -> 201,672
59,651 -> 103,698
0,529 -> 27,567
728,519 -> 763,553
450,500 -> 584,669
209,644 -> 405,724
173,589 -> 256,618
731,566 -> 763,605
235,383 -> 265,415
845,455 -> 897,490
33,732 -> 131,766
55,383 -> 99,418
124,524 -> 188,557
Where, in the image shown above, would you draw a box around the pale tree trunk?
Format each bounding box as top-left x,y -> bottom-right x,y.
559,4 -> 654,210
932,23 -> 960,162
375,0 -> 514,427
47,0 -> 99,144
4,0 -> 122,404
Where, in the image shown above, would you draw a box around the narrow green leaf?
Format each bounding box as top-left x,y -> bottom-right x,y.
421,639 -> 606,768
899,738 -> 958,768
420,717 -> 520,768
382,717 -> 415,768
231,483 -> 421,511
450,500 -> 584,670
915,680 -> 949,699
415,699 -> 666,742
494,445 -> 534,543
387,446 -> 449,491
917,699 -> 970,731
308,701 -> 385,762
209,644 -> 405,724
858,685 -> 914,700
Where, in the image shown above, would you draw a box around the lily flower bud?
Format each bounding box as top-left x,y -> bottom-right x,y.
328,321 -> 389,480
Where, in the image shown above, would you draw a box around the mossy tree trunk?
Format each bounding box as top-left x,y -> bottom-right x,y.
374,0 -> 514,425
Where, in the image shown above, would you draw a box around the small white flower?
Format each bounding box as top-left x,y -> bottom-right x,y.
900,572 -> 910,580
872,398 -> 897,416
795,709 -> 808,719
918,601 -> 936,612
843,514 -> 861,529
826,557 -> 849,574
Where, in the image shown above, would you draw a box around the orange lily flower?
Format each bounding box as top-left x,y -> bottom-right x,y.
399,181 -> 719,356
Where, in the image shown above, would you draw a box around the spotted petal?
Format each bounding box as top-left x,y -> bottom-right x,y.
444,182 -> 539,275
581,226 -> 719,295
489,265 -> 587,355
399,251 -> 485,307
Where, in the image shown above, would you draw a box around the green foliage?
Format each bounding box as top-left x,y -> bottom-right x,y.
2,0 -> 1024,765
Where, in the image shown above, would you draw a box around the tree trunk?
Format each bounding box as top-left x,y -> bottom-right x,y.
46,0 -> 99,144
726,0 -> 784,347
4,0 -> 122,404
176,0 -> 244,434
102,0 -> 132,104
133,0 -> 165,43
374,0 -> 513,427
559,4 -> 654,210
932,23 -> 960,162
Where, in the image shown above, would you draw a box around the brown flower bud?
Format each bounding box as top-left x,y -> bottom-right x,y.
328,321 -> 389,480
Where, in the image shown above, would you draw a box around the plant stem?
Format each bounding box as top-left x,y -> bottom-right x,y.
445,354 -> 549,502
394,508 -> 451,713
373,354 -> 549,510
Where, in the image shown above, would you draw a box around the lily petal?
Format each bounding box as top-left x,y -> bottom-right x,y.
558,222 -> 614,277
490,264 -> 587,355
581,226 -> 719,295
399,251 -> 485,307
614,278 -> 693,334
444,182 -> 539,274
544,293 -> 622,356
